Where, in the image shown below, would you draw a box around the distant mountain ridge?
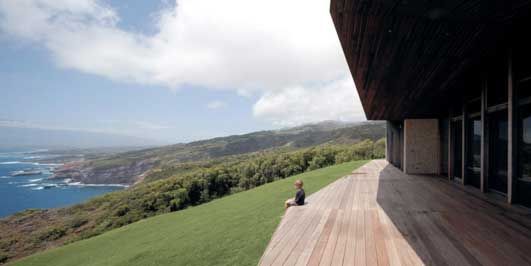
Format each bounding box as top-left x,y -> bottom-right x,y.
51,121 -> 386,185
278,120 -> 362,133
0,127 -> 161,149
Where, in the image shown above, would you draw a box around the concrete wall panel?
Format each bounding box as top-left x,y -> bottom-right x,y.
403,119 -> 440,174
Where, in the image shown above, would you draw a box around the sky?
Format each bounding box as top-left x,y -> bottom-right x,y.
0,0 -> 365,145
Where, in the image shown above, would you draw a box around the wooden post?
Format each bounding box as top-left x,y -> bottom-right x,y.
481,80 -> 487,192
508,49 -> 517,204
386,121 -> 391,162
402,120 -> 407,173
400,121 -> 404,171
438,119 -> 442,176
462,105 -> 467,185
448,110 -> 453,180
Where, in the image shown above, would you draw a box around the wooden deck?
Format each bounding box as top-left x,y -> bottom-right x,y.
259,160 -> 531,266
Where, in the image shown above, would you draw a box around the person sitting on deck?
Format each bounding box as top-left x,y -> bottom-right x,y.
284,179 -> 305,209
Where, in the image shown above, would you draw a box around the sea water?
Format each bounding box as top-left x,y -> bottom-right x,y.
0,149 -> 125,217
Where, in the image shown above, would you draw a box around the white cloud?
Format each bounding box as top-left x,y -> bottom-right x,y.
253,77 -> 366,126
0,0 -> 366,126
206,100 -> 227,110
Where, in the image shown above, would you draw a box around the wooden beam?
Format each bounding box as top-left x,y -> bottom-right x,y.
508,48 -> 517,204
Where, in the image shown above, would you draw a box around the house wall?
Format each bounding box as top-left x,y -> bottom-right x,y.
403,119 -> 440,174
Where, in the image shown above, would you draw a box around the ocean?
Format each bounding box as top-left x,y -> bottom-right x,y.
0,149 -> 125,218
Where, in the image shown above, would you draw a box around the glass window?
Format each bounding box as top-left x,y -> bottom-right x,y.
488,110 -> 508,193
518,104 -> 531,207
467,117 -> 481,188
440,119 -> 449,175
452,120 -> 462,179
519,105 -> 531,178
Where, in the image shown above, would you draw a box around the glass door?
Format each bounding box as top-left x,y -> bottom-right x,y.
440,119 -> 449,176
518,80 -> 531,207
451,120 -> 462,180
488,110 -> 508,194
466,116 -> 481,189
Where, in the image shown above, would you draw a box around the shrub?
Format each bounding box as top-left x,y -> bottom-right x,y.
0,252 -> 8,264
67,216 -> 89,229
308,155 -> 327,170
36,227 -> 66,241
0,238 -> 16,250
373,138 -> 386,158
114,205 -> 130,217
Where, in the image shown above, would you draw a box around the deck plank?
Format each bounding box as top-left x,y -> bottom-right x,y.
342,177 -> 361,266
259,160 -> 531,266
286,180 -> 350,265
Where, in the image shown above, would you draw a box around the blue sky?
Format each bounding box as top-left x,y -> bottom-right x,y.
0,36 -> 270,143
0,0 -> 365,144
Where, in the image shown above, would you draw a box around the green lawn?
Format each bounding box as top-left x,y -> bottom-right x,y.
10,160 -> 367,266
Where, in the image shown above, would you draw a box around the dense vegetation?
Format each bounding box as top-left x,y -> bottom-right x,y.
0,139 -> 384,263
11,161 -> 368,266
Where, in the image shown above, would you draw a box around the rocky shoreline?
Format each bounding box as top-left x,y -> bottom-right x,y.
49,159 -> 156,185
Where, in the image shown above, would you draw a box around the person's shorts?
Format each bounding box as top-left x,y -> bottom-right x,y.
287,200 -> 297,207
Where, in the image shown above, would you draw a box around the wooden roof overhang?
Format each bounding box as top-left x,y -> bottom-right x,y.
330,0 -> 531,120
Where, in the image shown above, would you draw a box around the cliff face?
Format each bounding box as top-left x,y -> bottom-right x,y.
51,159 -> 156,185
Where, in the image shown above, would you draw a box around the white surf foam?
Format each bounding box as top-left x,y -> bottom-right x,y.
19,183 -> 38,187
28,178 -> 44,182
0,161 -> 22,165
32,162 -> 63,166
67,182 -> 128,188
26,149 -> 48,154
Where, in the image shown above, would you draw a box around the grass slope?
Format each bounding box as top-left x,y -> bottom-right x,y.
10,160 -> 367,266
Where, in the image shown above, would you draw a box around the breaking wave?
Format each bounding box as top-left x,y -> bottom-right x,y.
19,184 -> 38,187
67,182 -> 128,188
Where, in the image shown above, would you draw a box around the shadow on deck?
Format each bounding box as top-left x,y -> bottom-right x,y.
259,160 -> 531,266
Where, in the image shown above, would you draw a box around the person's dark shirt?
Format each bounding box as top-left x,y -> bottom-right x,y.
295,189 -> 305,205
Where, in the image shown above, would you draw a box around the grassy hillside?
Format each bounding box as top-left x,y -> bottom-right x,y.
0,142 -> 383,263
52,121 -> 384,184
10,160 -> 367,266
